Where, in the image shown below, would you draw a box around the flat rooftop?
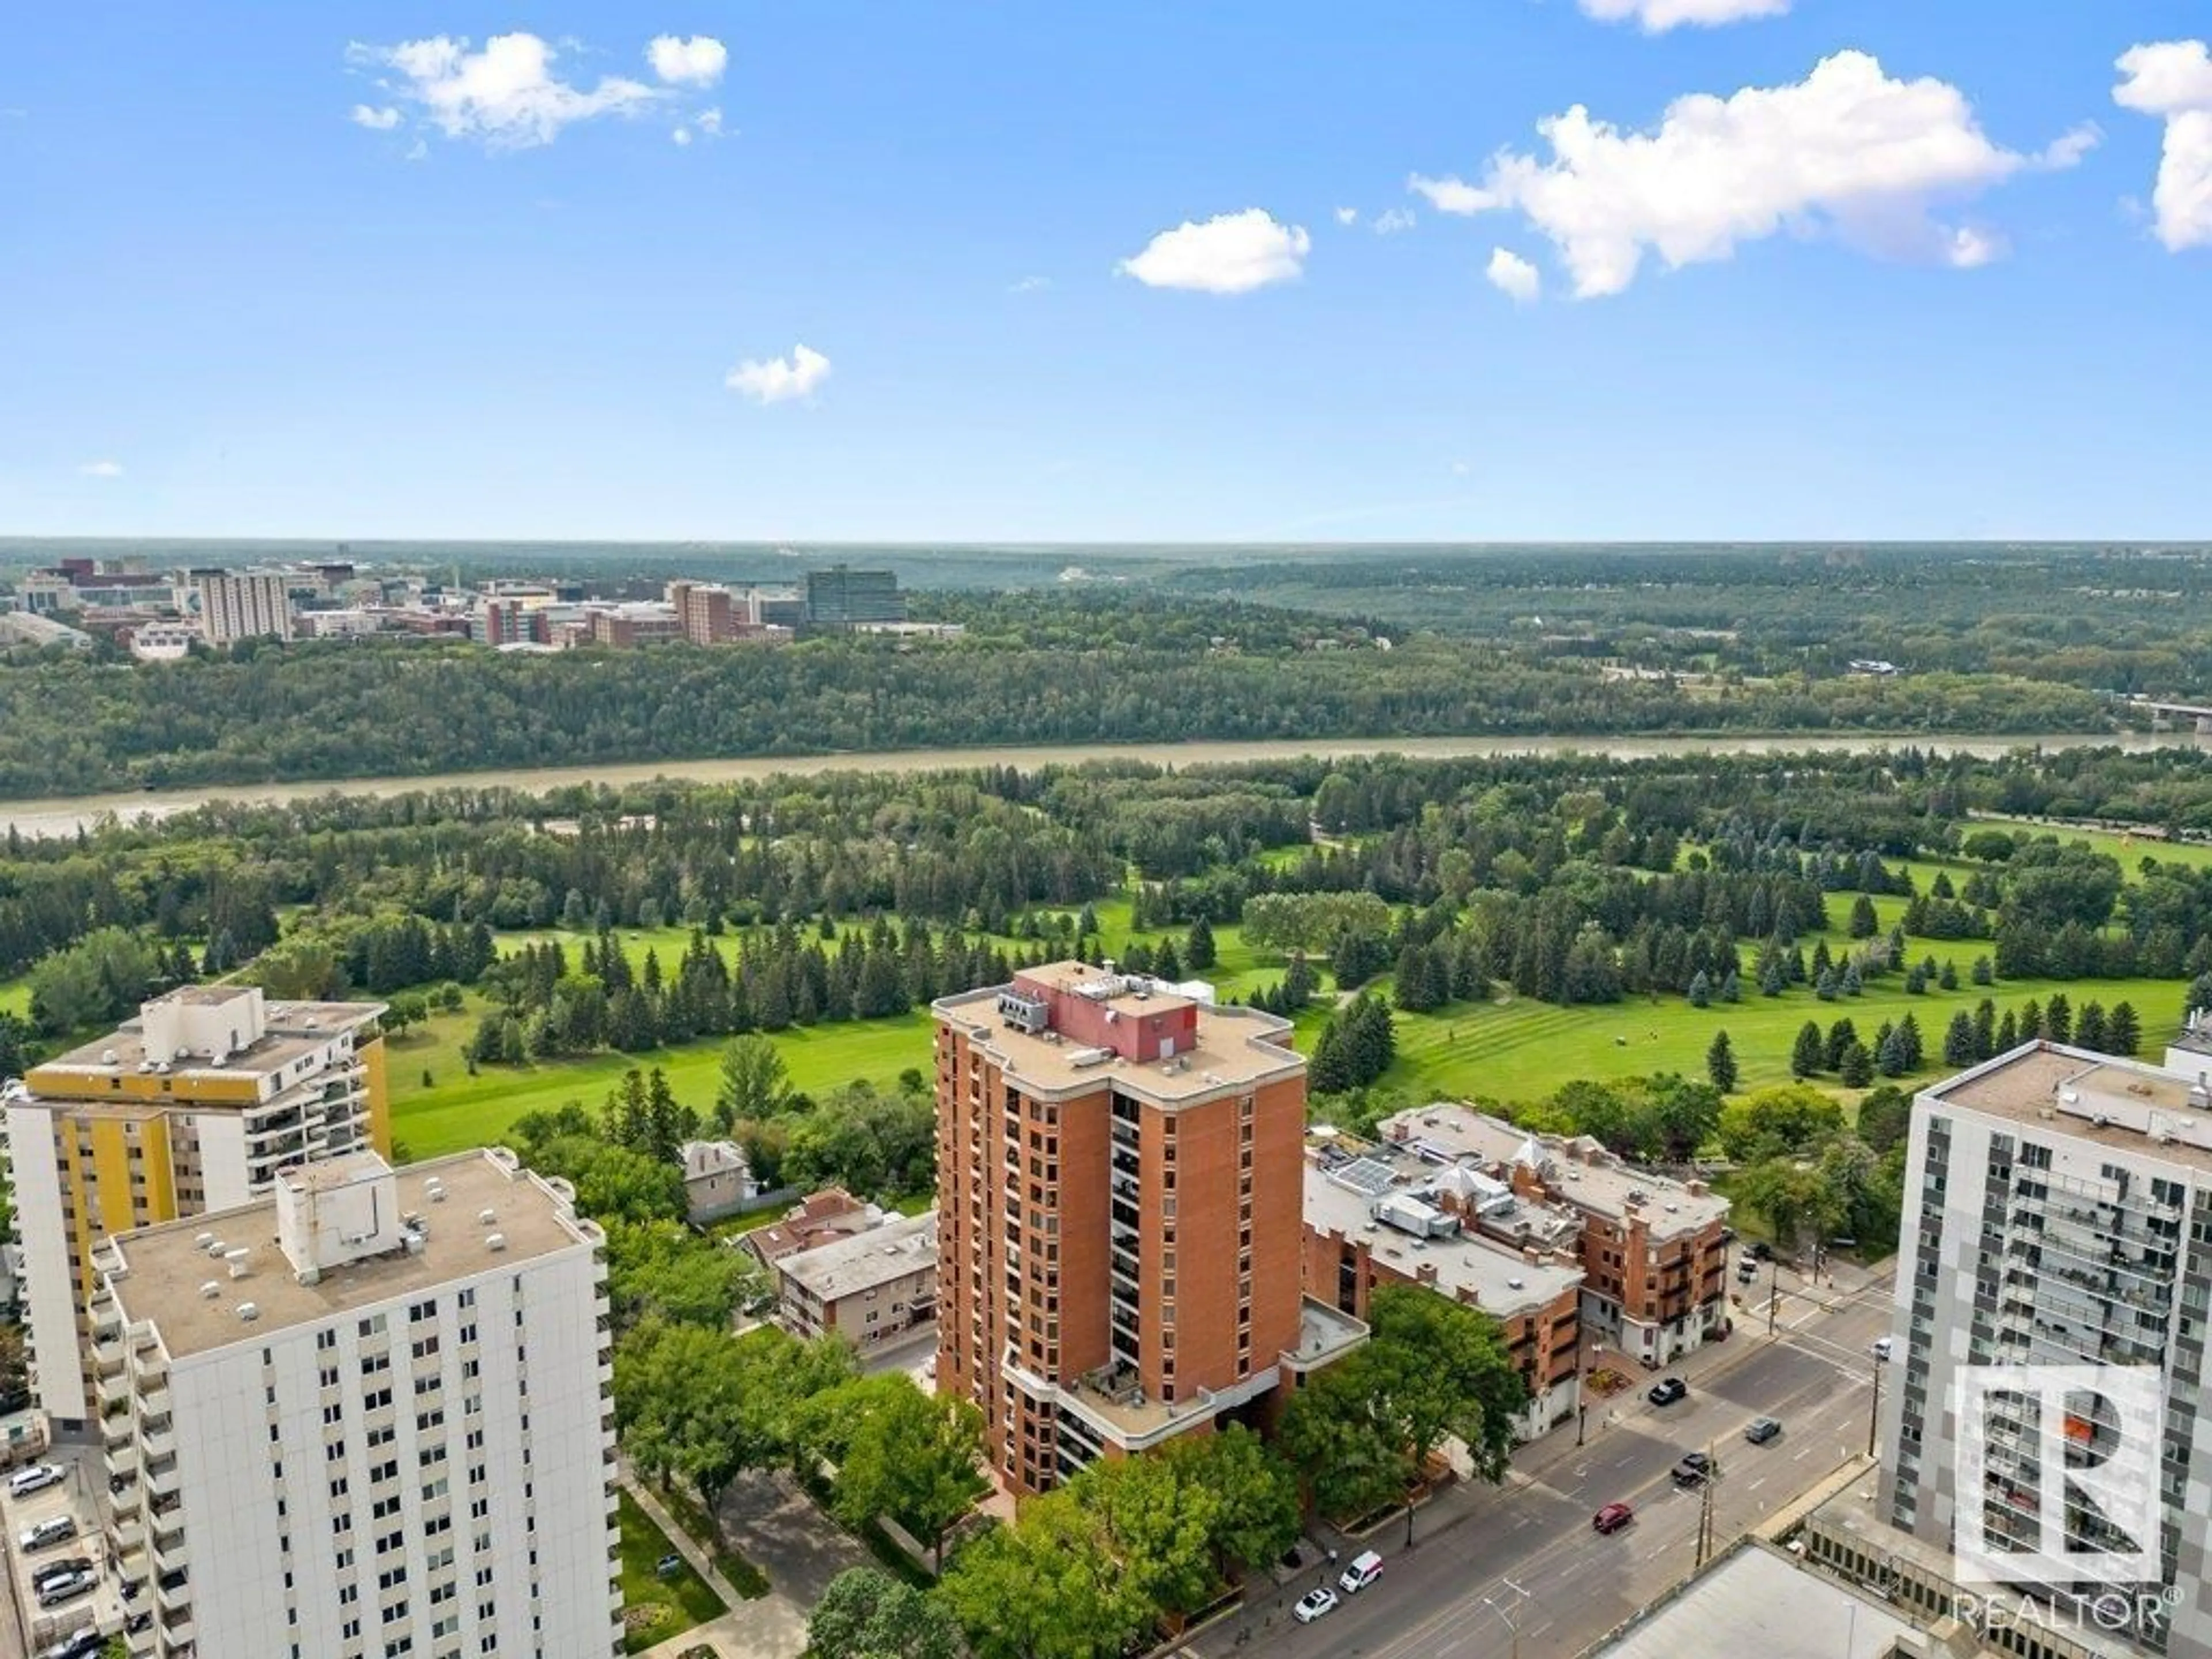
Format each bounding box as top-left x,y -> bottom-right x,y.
1806,1484 -> 2143,1659
1592,1542 -> 1914,1659
1931,1042 -> 2212,1177
778,1210 -> 937,1301
933,982 -> 1302,1103
31,998 -> 382,1091
1304,1153 -> 1582,1320
1377,1105 -> 1730,1239
102,1149 -> 594,1359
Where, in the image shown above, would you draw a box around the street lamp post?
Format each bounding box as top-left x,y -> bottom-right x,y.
1868,1349 -> 1884,1458
1767,1256 -> 1781,1335
1482,1578 -> 1534,1659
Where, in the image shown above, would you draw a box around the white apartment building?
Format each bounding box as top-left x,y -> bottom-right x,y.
1,984 -> 389,1423
190,569 -> 294,645
1876,1042 -> 2212,1658
92,1148 -> 619,1659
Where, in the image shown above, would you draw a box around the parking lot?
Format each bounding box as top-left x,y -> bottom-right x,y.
3,1443 -> 120,1654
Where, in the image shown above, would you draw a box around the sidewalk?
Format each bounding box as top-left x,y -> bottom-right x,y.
628,1477 -> 810,1659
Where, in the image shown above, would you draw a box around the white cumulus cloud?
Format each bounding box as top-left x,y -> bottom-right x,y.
77,459 -> 124,479
698,108 -> 724,137
1578,0 -> 1790,32
1117,209 -> 1310,294
648,35 -> 728,87
2115,40 -> 2212,251
350,104 -> 402,130
672,126 -> 692,146
1373,207 -> 1416,235
1334,206 -> 1359,226
349,33 -> 657,149
1411,51 -> 2066,297
1485,247 -> 1543,302
726,344 -> 832,405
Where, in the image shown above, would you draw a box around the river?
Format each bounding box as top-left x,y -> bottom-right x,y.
4,730 -> 2196,841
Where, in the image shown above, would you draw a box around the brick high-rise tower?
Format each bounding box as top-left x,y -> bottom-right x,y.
933,961 -> 1358,1495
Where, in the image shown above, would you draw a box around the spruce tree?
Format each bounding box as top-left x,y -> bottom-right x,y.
1972,998 -> 1997,1060
1719,967 -> 1741,1003
1184,916 -> 1217,972
1876,1025 -> 1908,1077
1897,1013 -> 1924,1071
1996,1009 -> 2019,1051
2044,993 -> 2072,1045
2018,998 -> 2043,1044
1791,1021 -> 1825,1078
1849,895 -> 1878,938
1687,970 -> 1712,1009
1938,960 -> 1960,991
1839,1040 -> 1876,1088
1972,956 -> 1994,986
1825,1017 -> 1859,1071
2075,1002 -> 2109,1053
1842,960 -> 1863,997
1944,1010 -> 1976,1066
1706,1030 -> 1738,1093
2108,1002 -> 2141,1057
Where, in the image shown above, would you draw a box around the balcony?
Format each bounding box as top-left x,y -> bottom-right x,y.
140,1416 -> 176,1461
145,1457 -> 180,1499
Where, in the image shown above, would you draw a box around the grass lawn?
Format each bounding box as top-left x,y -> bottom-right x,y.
388,1005 -> 934,1161
0,975 -> 28,1019
1973,816 -> 2212,873
616,1489 -> 726,1655
1384,969 -> 2184,1108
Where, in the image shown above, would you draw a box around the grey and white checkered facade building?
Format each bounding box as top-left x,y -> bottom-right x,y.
1877,1041 -> 2212,1658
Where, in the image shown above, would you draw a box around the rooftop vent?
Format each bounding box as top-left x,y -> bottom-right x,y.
194,1232 -> 215,1250
102,1048 -> 118,1065
1508,1277 -> 1525,1290
237,1302 -> 260,1322
486,1233 -> 507,1253
198,1282 -> 219,1300
478,1209 -> 498,1226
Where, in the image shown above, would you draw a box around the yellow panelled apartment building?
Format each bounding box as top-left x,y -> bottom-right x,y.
0,984 -> 388,1425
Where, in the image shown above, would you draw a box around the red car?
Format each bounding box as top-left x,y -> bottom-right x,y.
1593,1502 -> 1635,1535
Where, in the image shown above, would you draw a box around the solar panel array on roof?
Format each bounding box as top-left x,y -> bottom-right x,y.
1330,1157 -> 1399,1199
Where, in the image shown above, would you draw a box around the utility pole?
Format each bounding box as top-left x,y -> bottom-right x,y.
1868,1350 -> 1884,1457
1767,1256 -> 1781,1335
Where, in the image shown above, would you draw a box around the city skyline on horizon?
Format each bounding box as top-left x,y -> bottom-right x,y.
5,3 -> 2209,544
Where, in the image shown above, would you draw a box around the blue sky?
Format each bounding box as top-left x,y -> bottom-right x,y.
2,1 -> 2207,543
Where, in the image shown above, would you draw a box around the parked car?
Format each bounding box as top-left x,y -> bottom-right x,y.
1593,1502 -> 1635,1535
36,1631 -> 108,1659
1737,1256 -> 1762,1282
20,1514 -> 79,1551
8,1463 -> 65,1498
1744,1416 -> 1783,1445
654,1553 -> 684,1581
1294,1588 -> 1340,1624
1648,1377 -> 1688,1406
1672,1451 -> 1717,1486
31,1557 -> 93,1593
1749,1240 -> 1773,1262
1339,1550 -> 1384,1594
37,1567 -> 97,1609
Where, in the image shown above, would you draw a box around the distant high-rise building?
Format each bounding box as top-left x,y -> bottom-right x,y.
93,1148 -> 619,1659
805,566 -> 905,630
932,960 -> 1363,1495
0,986 -> 389,1423
190,569 -> 294,645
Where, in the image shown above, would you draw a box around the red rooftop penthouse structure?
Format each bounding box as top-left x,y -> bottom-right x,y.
933,961 -> 1365,1495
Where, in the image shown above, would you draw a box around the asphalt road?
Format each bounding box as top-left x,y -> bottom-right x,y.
1188,1268 -> 1896,1659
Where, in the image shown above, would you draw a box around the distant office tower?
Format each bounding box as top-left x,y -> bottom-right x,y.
805,566 -> 904,629
1875,1042 -> 2212,1657
0,986 -> 388,1423
932,961 -> 1363,1495
190,569 -> 294,645
93,1149 -> 619,1659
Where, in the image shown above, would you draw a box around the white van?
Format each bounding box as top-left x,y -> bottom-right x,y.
1339,1550 -> 1384,1594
